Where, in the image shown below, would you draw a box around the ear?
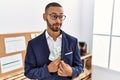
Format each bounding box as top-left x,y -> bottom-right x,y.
43,13 -> 47,21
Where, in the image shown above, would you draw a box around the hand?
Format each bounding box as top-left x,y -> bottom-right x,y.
58,61 -> 73,77
48,57 -> 61,73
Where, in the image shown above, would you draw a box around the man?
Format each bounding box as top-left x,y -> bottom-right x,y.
24,2 -> 83,80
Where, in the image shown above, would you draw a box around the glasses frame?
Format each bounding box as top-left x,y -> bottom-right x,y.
48,14 -> 66,21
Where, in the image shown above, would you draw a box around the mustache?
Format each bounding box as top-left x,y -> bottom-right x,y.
46,19 -> 61,26
53,23 -> 61,26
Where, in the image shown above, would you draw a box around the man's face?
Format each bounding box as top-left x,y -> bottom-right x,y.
45,7 -> 65,32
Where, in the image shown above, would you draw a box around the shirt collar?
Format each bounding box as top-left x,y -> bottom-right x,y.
45,30 -> 62,39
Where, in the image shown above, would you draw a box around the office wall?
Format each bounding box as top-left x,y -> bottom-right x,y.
0,0 -> 94,52
79,0 -> 94,53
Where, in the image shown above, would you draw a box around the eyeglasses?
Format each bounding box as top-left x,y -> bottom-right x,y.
48,14 -> 66,21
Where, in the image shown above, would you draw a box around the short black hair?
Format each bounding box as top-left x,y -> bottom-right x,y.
45,2 -> 62,13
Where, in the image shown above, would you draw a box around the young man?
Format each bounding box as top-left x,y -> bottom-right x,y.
24,2 -> 83,80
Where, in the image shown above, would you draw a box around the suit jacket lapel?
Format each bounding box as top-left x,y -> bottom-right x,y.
61,31 -> 68,60
39,30 -> 50,55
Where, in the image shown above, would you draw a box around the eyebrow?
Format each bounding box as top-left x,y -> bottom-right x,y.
50,12 -> 63,15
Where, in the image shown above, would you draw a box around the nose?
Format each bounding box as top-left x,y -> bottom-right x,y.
55,17 -> 61,23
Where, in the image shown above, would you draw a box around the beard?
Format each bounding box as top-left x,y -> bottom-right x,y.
46,20 -> 62,32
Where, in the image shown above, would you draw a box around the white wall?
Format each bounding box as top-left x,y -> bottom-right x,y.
0,0 -> 94,52
0,0 -> 43,33
79,0 -> 94,53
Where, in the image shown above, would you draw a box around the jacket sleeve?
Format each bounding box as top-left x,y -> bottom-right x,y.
71,39 -> 83,79
24,41 -> 51,79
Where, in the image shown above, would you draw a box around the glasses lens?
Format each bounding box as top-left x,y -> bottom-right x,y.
62,15 -> 66,20
49,14 -> 66,20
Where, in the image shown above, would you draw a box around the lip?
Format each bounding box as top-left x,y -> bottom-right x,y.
54,25 -> 60,28
55,26 -> 59,29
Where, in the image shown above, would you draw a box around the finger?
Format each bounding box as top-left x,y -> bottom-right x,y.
60,61 -> 67,69
59,63 -> 64,71
56,60 -> 61,66
54,57 -> 61,65
58,68 -> 62,74
58,68 -> 64,76
66,64 -> 69,67
55,57 -> 61,63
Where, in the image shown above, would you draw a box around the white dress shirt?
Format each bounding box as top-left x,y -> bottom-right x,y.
45,31 -> 62,61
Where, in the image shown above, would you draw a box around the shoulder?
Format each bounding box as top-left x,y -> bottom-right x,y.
61,30 -> 78,42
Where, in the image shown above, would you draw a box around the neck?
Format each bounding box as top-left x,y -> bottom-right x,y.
47,29 -> 61,41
